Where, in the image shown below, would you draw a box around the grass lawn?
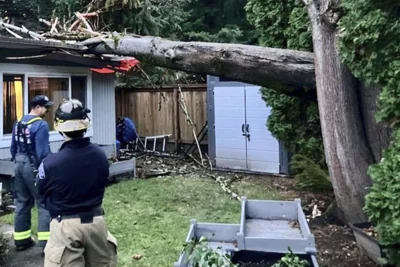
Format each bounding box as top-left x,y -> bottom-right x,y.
0,175 -> 282,267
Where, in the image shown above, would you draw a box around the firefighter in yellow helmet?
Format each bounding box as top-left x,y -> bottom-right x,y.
36,98 -> 117,267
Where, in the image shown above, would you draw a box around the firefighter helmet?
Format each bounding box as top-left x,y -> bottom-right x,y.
54,98 -> 91,132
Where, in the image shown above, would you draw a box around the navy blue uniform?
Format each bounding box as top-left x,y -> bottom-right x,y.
11,115 -> 52,248
37,137 -> 109,217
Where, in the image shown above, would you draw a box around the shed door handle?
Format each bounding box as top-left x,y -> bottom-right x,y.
246,124 -> 250,141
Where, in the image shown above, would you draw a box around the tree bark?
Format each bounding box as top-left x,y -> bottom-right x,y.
358,83 -> 392,162
305,0 -> 374,223
85,36 -> 316,96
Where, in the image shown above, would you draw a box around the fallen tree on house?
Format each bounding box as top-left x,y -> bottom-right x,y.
0,20 -> 316,97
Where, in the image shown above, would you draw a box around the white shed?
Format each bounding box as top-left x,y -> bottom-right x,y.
207,75 -> 290,175
0,36 -> 137,177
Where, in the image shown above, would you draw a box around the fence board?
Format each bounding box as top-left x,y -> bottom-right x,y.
116,84 -> 207,145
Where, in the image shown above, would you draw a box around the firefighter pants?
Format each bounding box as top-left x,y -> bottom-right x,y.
44,215 -> 118,267
14,155 -> 51,248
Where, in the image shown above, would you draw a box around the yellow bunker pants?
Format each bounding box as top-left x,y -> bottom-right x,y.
44,215 -> 117,267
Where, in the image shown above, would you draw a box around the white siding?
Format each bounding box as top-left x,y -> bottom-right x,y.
91,72 -> 116,148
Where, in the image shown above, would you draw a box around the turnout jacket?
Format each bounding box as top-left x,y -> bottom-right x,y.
37,137 -> 109,217
10,114 -> 52,165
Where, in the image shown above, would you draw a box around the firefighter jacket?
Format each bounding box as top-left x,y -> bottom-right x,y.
10,115 -> 52,167
36,137 -> 110,218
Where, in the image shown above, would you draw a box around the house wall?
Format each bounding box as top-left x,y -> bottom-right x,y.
0,64 -> 116,162
91,72 -> 116,156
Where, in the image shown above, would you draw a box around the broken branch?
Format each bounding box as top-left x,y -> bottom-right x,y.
50,17 -> 59,34
75,12 -> 93,32
135,64 -> 167,101
0,22 -> 45,40
39,18 -> 52,27
5,28 -> 23,39
176,75 -> 204,165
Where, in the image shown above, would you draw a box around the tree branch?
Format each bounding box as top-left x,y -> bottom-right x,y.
0,22 -> 45,40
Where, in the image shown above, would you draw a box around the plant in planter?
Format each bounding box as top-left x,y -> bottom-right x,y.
271,248 -> 310,267
183,236 -> 238,267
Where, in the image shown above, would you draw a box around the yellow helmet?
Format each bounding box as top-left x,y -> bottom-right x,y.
54,98 -> 91,132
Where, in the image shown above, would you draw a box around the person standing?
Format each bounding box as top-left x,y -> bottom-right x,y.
10,95 -> 53,251
37,98 -> 117,267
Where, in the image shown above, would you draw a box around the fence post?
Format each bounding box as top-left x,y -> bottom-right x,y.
0,182 -> 2,207
173,87 -> 181,152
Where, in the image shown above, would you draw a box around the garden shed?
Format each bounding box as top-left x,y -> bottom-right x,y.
207,75 -> 290,175
0,36 -> 137,177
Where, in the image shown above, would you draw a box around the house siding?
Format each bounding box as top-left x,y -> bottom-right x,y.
91,72 -> 116,147
0,71 -> 116,160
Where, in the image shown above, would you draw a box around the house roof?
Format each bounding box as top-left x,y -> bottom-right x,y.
0,36 -> 140,73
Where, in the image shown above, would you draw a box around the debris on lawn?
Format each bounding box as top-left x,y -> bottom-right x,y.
135,156 -> 202,178
312,205 -> 322,219
132,254 -> 143,260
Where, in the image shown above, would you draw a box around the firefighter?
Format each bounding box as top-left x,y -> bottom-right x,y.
10,95 -> 53,252
36,98 -> 117,267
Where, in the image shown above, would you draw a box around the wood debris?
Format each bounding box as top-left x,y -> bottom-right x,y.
288,220 -> 299,228
363,226 -> 378,238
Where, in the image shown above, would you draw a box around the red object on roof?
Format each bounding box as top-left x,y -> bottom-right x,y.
91,58 -> 140,74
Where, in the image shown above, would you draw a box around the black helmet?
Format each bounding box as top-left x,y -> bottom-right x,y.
54,98 -> 91,132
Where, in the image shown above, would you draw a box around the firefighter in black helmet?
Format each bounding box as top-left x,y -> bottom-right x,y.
36,98 -> 117,267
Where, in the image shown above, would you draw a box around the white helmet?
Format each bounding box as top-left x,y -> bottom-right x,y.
54,98 -> 91,132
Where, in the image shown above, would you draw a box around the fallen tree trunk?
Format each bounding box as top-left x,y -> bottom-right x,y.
84,35 -> 316,96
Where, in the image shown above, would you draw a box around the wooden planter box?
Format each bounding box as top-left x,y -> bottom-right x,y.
174,219 -> 240,267
350,222 -> 393,266
237,197 -> 316,255
109,158 -> 136,178
174,197 -> 319,267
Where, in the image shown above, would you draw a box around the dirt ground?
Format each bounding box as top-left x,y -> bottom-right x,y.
134,154 -> 378,267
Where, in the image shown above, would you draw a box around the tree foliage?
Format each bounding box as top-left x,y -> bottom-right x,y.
245,0 -> 326,173
181,0 -> 256,44
339,0 -> 400,264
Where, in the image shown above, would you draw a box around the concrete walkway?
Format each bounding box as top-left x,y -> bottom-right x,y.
1,223 -> 44,267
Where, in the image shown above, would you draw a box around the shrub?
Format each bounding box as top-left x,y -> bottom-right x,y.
364,129 -> 400,264
290,154 -> 332,192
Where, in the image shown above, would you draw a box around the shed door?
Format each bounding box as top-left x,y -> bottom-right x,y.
214,86 -> 247,170
245,86 -> 280,173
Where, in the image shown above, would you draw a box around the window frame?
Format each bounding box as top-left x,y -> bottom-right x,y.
0,63 -> 93,148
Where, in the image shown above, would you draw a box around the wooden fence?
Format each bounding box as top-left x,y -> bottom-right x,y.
115,84 -> 207,147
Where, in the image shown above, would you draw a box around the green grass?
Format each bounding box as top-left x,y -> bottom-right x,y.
0,175 -> 281,267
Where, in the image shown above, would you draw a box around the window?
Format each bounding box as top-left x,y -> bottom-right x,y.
2,72 -> 90,138
72,76 -> 87,106
3,74 -> 24,134
28,77 -> 69,131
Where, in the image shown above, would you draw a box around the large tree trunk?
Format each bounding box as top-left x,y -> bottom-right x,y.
305,0 -> 375,223
85,36 -> 316,96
